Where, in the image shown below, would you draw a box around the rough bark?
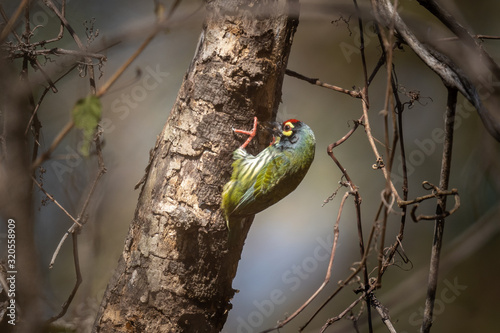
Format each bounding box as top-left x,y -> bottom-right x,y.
92,0 -> 298,332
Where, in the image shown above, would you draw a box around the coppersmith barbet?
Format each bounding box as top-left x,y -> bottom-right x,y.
221,117 -> 316,240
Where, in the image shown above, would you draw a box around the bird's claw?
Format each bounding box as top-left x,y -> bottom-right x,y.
233,117 -> 258,149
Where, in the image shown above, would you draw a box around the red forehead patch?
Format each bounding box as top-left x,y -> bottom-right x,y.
283,119 -> 300,125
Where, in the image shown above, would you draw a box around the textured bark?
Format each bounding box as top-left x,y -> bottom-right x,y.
93,1 -> 298,332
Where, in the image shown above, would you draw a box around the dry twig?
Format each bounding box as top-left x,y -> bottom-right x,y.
420,87 -> 458,333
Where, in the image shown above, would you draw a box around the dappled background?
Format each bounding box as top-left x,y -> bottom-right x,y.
1,0 -> 500,332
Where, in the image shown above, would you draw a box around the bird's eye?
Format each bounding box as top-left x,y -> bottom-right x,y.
282,121 -> 295,136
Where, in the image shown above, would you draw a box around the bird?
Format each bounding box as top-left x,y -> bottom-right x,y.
221,117 -> 316,242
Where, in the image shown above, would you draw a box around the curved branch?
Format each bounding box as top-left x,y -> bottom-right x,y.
371,0 -> 500,141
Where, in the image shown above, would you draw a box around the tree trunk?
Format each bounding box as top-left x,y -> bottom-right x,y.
92,0 -> 298,332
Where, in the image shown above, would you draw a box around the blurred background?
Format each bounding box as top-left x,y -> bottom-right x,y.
1,0 -> 500,332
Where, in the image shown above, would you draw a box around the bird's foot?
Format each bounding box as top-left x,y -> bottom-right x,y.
233,117 -> 258,149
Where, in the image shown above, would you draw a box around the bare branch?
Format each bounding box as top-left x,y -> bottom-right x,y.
439,34 -> 500,42
260,191 -> 346,333
397,181 -> 460,223
31,120 -> 74,171
421,87 -> 458,333
0,0 -> 29,43
47,231 -> 82,323
48,129 -> 106,269
320,293 -> 366,333
370,294 -> 397,333
416,0 -> 500,79
32,177 -> 81,227
285,69 -> 362,98
360,93 -> 402,202
10,47 -> 107,60
372,0 -> 500,141
96,0 -> 180,97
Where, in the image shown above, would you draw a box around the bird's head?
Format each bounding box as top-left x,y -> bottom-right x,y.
278,119 -> 305,145
266,119 -> 314,148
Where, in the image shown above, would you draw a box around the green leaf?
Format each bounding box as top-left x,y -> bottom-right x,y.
72,95 -> 102,157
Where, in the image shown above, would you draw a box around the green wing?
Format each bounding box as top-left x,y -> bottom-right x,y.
233,152 -> 291,214
222,148 -> 261,218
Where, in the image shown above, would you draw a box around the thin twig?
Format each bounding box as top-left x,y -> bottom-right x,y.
18,5 -> 41,168
320,293 -> 366,333
438,34 -> 500,42
379,69 -> 409,276
325,121 -> 371,331
42,0 -> 98,94
30,58 -> 58,93
410,193 -> 459,222
260,192 -> 345,333
48,129 -> 106,269
370,294 -> 397,333
95,0 -> 181,97
416,0 -> 500,79
375,0 -> 399,286
10,47 -> 107,60
25,38 -> 119,135
31,120 -> 74,170
261,117 -> 365,332
268,115 -> 372,332
328,116 -> 364,152
33,0 -> 65,46
360,93 -> 401,202
0,0 -> 30,43
398,181 -> 460,222
25,65 -> 78,135
285,69 -> 362,98
0,6 -> 22,43
352,2 -> 379,322
77,128 -> 107,223
370,205 -> 500,333
32,177 -> 81,227
49,228 -> 73,269
43,0 -> 85,50
398,182 -> 457,207
48,231 -> 82,323
300,211 -> 379,332
96,29 -> 157,97
420,87 -> 457,333
373,0 -> 500,141
353,0 -> 369,92
367,53 -> 387,86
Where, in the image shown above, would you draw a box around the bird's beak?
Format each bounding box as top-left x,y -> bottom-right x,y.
260,120 -> 282,146
269,121 -> 282,136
